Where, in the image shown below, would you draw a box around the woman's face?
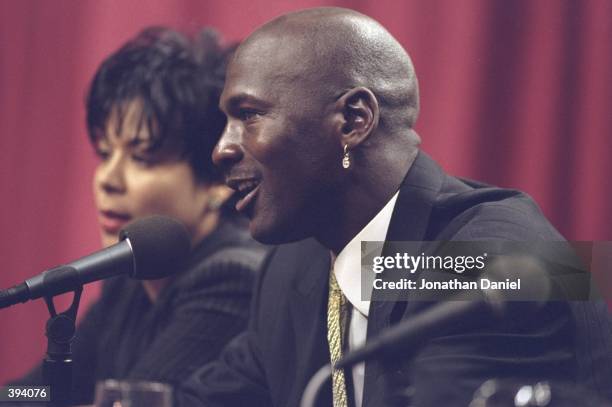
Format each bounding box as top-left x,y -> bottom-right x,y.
92,101 -> 214,248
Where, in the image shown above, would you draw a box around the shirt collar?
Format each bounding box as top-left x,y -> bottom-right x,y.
332,191 -> 399,317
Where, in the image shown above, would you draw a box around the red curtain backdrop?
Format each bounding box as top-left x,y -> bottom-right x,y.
0,0 -> 610,383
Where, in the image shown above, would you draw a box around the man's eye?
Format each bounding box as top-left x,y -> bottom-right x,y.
239,109 -> 262,121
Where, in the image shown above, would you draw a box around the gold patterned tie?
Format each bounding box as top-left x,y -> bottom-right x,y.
327,271 -> 348,407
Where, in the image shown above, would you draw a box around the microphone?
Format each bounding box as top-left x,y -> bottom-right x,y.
0,215 -> 190,310
301,256 -> 556,407
336,255 -> 552,369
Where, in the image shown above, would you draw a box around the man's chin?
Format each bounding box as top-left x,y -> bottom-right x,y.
249,218 -> 308,245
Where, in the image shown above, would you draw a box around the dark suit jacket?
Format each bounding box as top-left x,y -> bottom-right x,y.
178,151 -> 612,406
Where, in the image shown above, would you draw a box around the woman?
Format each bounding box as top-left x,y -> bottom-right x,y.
13,27 -> 267,405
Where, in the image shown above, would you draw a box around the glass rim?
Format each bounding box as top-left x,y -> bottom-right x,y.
95,379 -> 172,393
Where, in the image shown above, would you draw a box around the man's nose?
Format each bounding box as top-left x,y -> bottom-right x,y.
212,122 -> 244,169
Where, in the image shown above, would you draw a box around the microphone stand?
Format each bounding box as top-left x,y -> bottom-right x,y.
300,364 -> 332,407
299,361 -> 412,407
42,286 -> 82,407
300,300 -> 493,407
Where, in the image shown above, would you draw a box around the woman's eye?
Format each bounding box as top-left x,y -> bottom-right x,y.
131,154 -> 155,166
95,150 -> 110,160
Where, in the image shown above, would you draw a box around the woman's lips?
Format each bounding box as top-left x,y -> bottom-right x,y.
98,211 -> 132,234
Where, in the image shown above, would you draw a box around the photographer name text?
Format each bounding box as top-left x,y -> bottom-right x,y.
373,277 -> 521,291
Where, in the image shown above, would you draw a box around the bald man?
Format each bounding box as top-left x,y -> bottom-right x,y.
178,8 -> 612,407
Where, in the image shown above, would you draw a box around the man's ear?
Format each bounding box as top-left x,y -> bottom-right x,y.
333,87 -> 380,148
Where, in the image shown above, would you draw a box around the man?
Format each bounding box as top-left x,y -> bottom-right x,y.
179,7 -> 612,406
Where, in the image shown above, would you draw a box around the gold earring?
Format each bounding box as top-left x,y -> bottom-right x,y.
208,197 -> 222,211
342,144 -> 351,169
207,193 -> 224,211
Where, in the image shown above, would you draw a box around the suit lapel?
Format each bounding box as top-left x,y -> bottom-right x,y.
362,151 -> 445,407
288,240 -> 334,405
384,151 -> 444,244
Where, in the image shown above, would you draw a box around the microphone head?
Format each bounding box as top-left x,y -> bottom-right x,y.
481,254 -> 552,314
119,215 -> 191,280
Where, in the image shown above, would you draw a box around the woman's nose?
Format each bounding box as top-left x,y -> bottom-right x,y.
95,153 -> 126,194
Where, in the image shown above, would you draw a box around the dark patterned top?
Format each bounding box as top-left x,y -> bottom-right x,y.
11,218 -> 269,406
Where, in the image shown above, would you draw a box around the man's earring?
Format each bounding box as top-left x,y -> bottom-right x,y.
342,144 -> 351,169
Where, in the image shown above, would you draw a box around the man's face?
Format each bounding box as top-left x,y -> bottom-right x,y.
214,42 -> 342,244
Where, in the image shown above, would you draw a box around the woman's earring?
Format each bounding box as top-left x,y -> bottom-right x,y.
342,144 -> 351,169
208,197 -> 222,211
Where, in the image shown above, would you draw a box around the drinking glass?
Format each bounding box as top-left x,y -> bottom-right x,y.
94,380 -> 172,407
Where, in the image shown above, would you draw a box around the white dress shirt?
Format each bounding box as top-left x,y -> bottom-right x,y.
331,191 -> 399,407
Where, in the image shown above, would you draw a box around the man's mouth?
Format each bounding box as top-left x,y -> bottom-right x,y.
228,178 -> 261,213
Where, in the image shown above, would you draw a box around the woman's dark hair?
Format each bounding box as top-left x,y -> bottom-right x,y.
86,26 -> 232,183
